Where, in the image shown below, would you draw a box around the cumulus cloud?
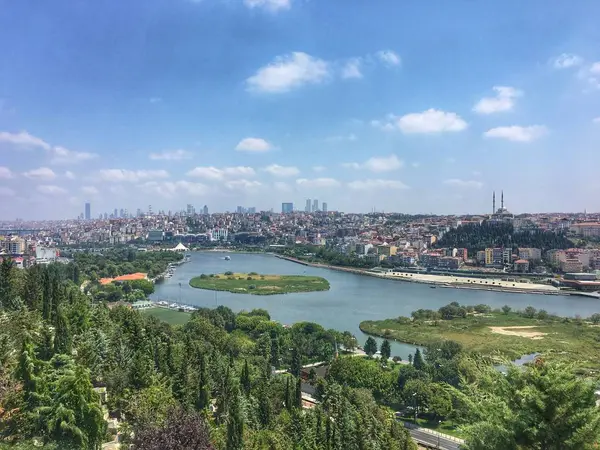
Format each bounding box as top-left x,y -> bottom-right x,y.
50,146 -> 98,165
235,137 -> 273,153
347,179 -> 409,190
552,53 -> 583,69
23,167 -> 56,181
65,171 -> 76,180
376,50 -> 401,66
187,166 -> 255,180
138,180 -> 209,198
397,109 -> 468,133
149,149 -> 192,161
224,179 -> 262,191
370,120 -> 395,131
243,0 -> 291,12
325,134 -> 357,143
246,52 -> 330,93
98,169 -> 169,182
0,166 -> 14,179
443,179 -> 483,189
0,130 -> 51,150
37,185 -> 67,195
342,154 -> 403,173
473,86 -> 522,114
296,178 -> 340,188
483,125 -> 547,142
273,181 -> 292,192
341,58 -> 363,79
81,186 -> 99,195
263,164 -> 300,177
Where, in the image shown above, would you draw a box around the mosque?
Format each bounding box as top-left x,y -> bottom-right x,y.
490,190 -> 514,221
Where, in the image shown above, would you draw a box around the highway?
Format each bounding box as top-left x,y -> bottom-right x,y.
407,428 -> 461,450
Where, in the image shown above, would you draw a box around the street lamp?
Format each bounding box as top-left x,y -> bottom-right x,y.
412,392 -> 417,423
437,420 -> 441,449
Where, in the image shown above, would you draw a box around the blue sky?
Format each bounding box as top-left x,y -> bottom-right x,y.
1,0 -> 599,219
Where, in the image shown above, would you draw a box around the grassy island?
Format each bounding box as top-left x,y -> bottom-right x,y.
360,302 -> 600,374
189,272 -> 330,295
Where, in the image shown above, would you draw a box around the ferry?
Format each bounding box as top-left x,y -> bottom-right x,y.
224,255 -> 231,261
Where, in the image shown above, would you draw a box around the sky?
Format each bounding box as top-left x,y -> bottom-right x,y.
0,0 -> 600,220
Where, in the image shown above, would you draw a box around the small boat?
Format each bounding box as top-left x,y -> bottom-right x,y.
429,285 -> 437,289
224,256 -> 231,261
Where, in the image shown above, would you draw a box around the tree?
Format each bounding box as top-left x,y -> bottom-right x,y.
284,376 -> 293,413
295,376 -> 303,409
290,347 -> 302,377
380,339 -> 391,362
53,307 -> 72,355
131,408 -> 213,450
240,359 -> 251,395
590,313 -> 600,325
226,386 -> 244,450
196,354 -> 210,410
501,305 -> 511,315
364,337 -> 377,357
413,348 -> 424,370
0,257 -> 15,310
537,309 -> 549,320
523,306 -> 537,318
257,382 -> 272,427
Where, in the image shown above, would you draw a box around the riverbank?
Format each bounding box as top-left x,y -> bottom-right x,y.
360,309 -> 600,374
277,255 -> 561,295
189,272 -> 330,295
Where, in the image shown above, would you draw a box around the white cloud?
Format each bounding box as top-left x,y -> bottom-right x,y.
138,180 -> 209,198
343,154 -> 404,173
263,164 -> 300,177
50,146 -> 98,165
296,177 -> 340,188
65,171 -> 76,180
187,166 -> 255,180
224,179 -> 262,191
81,186 -> 99,195
473,86 -> 522,114
0,187 -> 15,196
0,167 -> 14,179
397,109 -> 468,133
443,179 -> 483,189
312,165 -> 326,172
341,58 -> 363,79
98,169 -> 170,182
37,185 -> 67,195
376,50 -> 401,66
591,62 -> 600,75
347,179 -> 409,190
325,133 -> 357,142
552,53 -> 583,69
235,137 -> 273,153
370,120 -> 395,132
23,167 -> 56,181
246,52 -> 330,93
149,149 -> 192,161
483,125 -> 547,142
243,0 -> 291,12
593,117 -> 600,124
273,181 -> 291,192
0,130 -> 51,150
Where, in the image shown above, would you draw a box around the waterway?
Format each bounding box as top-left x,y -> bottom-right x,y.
151,252 -> 600,359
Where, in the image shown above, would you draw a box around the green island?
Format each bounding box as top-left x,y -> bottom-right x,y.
189,271 -> 330,295
360,302 -> 600,374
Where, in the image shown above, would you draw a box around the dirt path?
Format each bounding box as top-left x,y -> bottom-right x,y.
489,326 -> 546,339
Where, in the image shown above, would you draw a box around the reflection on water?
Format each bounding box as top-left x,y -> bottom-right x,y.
152,253 -> 600,360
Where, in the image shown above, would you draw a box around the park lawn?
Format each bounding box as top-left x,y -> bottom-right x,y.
189,272 -> 330,295
360,312 -> 600,374
140,307 -> 191,325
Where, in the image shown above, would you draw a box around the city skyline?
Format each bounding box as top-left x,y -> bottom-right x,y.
1,1 -> 600,220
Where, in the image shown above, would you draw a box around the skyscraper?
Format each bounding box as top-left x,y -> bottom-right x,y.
322,202 -> 328,213
313,199 -> 319,212
305,199 -> 311,213
113,208 -> 118,218
203,205 -> 209,215
84,202 -> 91,220
282,202 -> 294,214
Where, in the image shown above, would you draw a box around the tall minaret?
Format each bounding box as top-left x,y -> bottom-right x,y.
501,190 -> 504,210
493,191 -> 496,214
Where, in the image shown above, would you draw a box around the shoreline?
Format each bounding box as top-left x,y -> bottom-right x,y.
276,255 -> 565,296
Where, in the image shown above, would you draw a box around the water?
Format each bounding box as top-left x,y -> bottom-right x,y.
152,252 -> 600,360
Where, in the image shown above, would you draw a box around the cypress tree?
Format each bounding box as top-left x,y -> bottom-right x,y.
291,347 -> 302,377
413,348 -> 424,370
240,359 -> 251,395
53,307 -> 71,355
257,382 -> 272,427
226,385 -> 244,450
295,376 -> 303,409
196,353 -> 210,410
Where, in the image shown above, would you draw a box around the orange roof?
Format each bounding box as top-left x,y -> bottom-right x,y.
100,272 -> 148,285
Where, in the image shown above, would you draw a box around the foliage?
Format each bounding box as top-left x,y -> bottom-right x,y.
189,273 -> 330,295
364,337 -> 377,356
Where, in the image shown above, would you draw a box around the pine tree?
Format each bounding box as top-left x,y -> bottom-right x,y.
285,376 -> 293,413
240,359 -> 251,395
380,339 -> 391,362
226,385 -> 244,450
413,348 -> 424,370
291,347 -> 302,377
295,376 -> 303,409
174,357 -> 191,407
17,338 -> 39,407
196,353 -> 210,410
0,257 -> 14,310
53,307 -> 71,355
37,326 -> 54,361
257,382 -> 272,427
270,337 -> 280,368
364,337 -> 378,356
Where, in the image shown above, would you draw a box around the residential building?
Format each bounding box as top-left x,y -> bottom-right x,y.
514,259 -> 530,272
377,244 -> 397,257
561,258 -> 584,273
518,248 -> 542,261
2,236 -> 25,254
203,205 -> 209,215
454,248 -> 468,261
322,202 -> 328,213
570,222 -> 600,238
476,250 -> 486,264
211,228 -> 228,241
305,199 -> 311,213
282,203 -> 294,214
313,199 -> 319,212
354,243 -> 374,255
438,256 -> 460,269
147,230 -> 164,243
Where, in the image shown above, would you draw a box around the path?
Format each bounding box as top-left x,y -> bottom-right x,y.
402,422 -> 463,450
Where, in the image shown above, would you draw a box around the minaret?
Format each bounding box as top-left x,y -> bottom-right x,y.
501,190 -> 504,210
493,191 -> 496,214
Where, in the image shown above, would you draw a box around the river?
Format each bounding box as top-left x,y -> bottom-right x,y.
151,252 -> 600,359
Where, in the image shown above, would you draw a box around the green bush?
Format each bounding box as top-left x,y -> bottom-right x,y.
247,276 -> 253,280
249,272 -> 258,276
199,274 -> 208,279
248,284 -> 256,290
224,271 -> 233,276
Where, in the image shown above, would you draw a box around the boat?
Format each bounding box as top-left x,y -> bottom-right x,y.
224,256 -> 231,261
429,285 -> 437,289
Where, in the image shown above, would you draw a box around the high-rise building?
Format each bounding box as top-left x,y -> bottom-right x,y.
247,207 -> 256,214
282,202 -> 294,214
187,204 -> 195,215
84,202 -> 91,220
313,199 -> 319,212
322,202 -> 328,213
203,205 -> 209,215
305,199 -> 311,213
113,208 -> 118,218
236,206 -> 244,214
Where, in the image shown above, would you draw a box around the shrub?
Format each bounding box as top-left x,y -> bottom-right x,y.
209,274 -> 215,278
199,274 -> 208,279
249,272 -> 258,276
247,276 -> 253,280
248,284 -> 256,290
224,271 -> 233,276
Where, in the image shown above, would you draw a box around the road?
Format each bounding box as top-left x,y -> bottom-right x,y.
408,428 -> 461,450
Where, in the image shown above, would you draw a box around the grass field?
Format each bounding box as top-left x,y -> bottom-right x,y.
140,307 -> 191,325
189,272 -> 330,295
360,312 -> 600,374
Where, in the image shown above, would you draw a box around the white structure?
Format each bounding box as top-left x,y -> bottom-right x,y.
172,243 -> 189,252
